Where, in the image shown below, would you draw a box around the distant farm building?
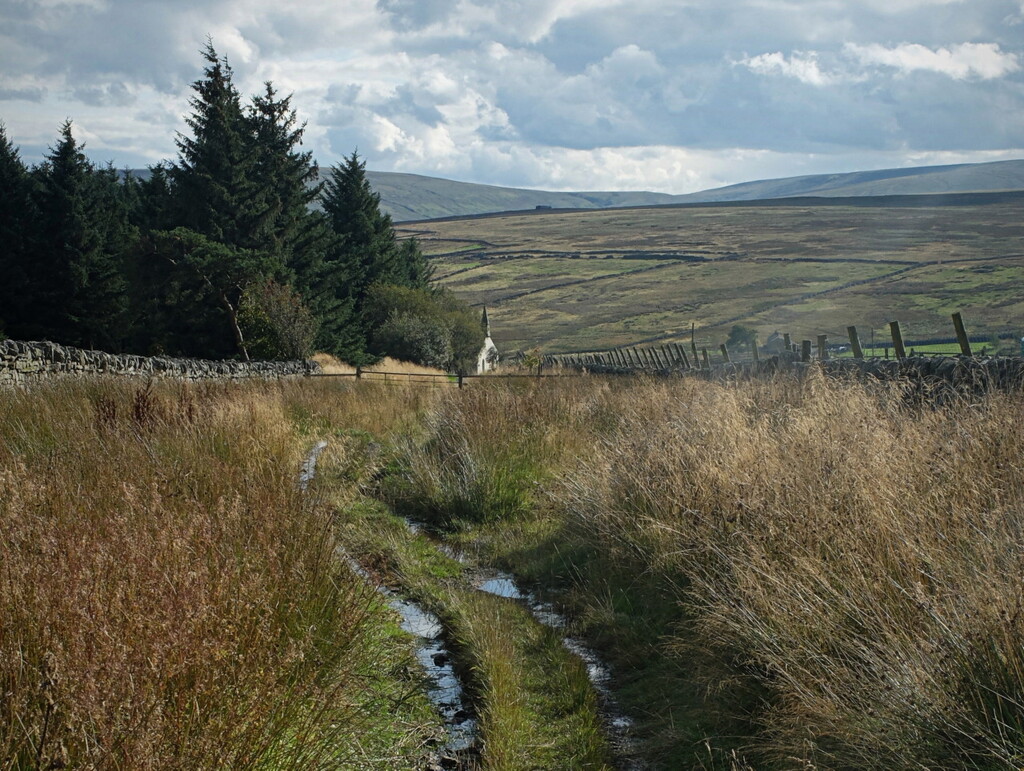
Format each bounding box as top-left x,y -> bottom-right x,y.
763,330 -> 787,354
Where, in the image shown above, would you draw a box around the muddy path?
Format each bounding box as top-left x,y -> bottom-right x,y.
304,439 -> 645,769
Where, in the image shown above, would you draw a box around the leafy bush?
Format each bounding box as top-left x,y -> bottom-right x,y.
364,283 -> 483,372
239,278 -> 319,360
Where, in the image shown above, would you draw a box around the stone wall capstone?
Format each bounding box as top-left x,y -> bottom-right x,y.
0,339 -> 321,388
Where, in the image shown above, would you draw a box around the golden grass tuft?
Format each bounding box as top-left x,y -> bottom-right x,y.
0,378 -> 435,768
311,352 -> 450,381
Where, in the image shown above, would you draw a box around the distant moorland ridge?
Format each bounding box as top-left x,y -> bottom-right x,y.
365,158 -> 1024,221
124,159 -> 1024,222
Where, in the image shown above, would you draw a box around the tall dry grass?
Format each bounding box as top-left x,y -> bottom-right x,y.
0,378 -> 410,769
393,371 -> 1024,767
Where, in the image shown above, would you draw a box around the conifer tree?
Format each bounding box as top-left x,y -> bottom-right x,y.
318,151 -> 435,361
0,124 -> 36,337
160,43 -> 287,358
131,163 -> 177,232
322,151 -> 400,293
24,121 -> 128,348
247,82 -> 326,261
172,42 -> 263,249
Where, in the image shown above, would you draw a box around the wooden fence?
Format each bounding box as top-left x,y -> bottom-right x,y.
545,311 -> 1001,373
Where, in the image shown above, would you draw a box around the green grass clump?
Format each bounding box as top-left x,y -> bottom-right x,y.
382,384 -> 560,526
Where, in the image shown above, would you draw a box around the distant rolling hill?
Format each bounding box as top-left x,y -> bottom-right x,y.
364,171 -> 677,221
369,159 -> 1024,221
667,158 -> 1024,204
126,158 -> 1024,221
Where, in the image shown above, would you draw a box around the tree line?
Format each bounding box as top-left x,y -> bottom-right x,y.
0,43 -> 484,370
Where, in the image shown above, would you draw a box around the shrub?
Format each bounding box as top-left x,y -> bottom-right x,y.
364,283 -> 483,372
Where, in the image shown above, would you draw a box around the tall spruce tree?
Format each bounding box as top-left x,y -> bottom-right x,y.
322,151 -> 401,292
247,82 -> 326,261
159,43 -> 286,358
0,124 -> 36,337
24,121 -> 128,348
171,42 -> 265,249
318,151 -> 434,361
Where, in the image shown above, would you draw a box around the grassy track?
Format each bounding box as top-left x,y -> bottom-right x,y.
324,484 -> 614,769
10,371 -> 1024,768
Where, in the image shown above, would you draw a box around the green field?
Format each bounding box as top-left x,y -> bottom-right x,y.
399,197 -> 1024,353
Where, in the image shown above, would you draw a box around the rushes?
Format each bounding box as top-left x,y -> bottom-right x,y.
0,379 -> 409,769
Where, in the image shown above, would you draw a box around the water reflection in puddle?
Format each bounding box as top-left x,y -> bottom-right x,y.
475,571 -> 645,770
302,443 -> 476,766
390,599 -> 477,755
298,440 -> 328,491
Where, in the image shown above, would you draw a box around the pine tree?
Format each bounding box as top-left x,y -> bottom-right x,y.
131,163 -> 177,232
160,43 -> 288,357
397,236 -> 434,289
247,82 -> 325,261
0,124 -> 36,337
171,41 -> 265,250
25,121 -> 128,348
318,151 -> 436,361
322,151 -> 402,291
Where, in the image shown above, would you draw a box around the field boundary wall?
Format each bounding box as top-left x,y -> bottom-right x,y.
0,339 -> 320,387
549,350 -> 1024,391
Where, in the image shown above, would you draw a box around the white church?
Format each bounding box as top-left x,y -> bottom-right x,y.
476,307 -> 499,374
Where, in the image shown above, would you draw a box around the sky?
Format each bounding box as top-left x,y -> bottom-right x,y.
1,0 -> 1023,194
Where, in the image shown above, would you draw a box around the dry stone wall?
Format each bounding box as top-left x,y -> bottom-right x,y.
552,350 -> 1024,393
0,339 -> 320,387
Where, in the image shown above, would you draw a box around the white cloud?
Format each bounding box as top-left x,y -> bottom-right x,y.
2,0 -> 1023,191
740,50 -> 840,85
846,42 -> 1021,80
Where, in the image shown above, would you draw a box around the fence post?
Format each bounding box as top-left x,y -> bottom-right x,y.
676,344 -> 691,369
691,323 -> 698,362
701,348 -> 711,369
801,340 -> 812,362
355,366 -> 362,380
752,336 -> 760,363
889,321 -> 907,360
458,373 -> 464,389
817,334 -> 828,361
847,326 -> 864,359
952,311 -> 972,356
783,333 -> 792,350
720,343 -> 731,363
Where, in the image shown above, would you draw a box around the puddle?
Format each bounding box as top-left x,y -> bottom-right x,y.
477,577 -> 521,599
390,599 -> 477,755
398,515 -> 643,767
476,571 -> 645,770
298,440 -> 328,491
301,442 -> 477,767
